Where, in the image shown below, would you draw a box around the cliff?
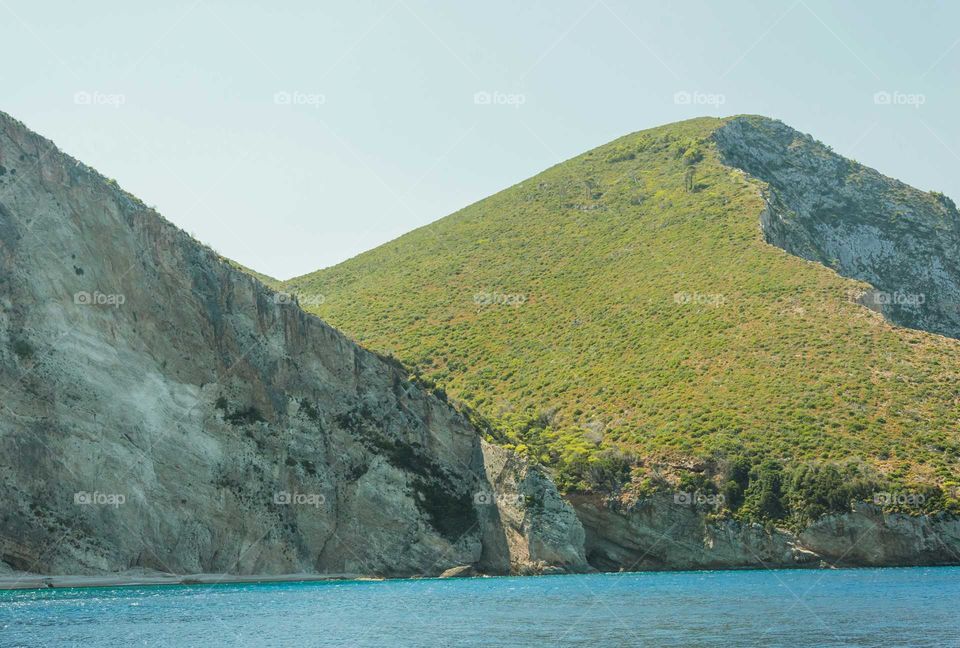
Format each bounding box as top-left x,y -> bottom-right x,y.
0,111 -> 586,578
714,115 -> 960,339
2,110 -> 958,581
570,494 -> 960,571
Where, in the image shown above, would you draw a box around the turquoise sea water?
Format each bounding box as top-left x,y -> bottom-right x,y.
1,567 -> 958,647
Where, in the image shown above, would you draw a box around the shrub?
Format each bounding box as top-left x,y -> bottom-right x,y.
12,339 -> 33,360
720,455 -> 751,511
787,463 -> 852,524
584,447 -> 635,492
225,406 -> 266,425
741,460 -> 787,521
682,145 -> 704,166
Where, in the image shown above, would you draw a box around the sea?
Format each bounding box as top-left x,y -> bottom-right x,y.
2,567 -> 958,647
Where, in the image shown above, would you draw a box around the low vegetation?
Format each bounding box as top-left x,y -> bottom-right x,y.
281,116 -> 960,523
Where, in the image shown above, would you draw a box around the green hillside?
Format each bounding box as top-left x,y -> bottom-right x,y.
285,116 -> 960,522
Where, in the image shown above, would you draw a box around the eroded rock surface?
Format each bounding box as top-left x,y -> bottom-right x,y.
714,115 -> 960,339
570,494 -> 815,571
0,111 -> 586,578
1,109 -> 958,579
570,495 -> 960,571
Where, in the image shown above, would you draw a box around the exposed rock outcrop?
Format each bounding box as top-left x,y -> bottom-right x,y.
570,494 -> 814,571
554,116 -> 960,573
0,110 -> 587,578
570,495 -> 960,571
799,503 -> 960,566
714,115 -> 960,339
2,109 -> 958,581
479,442 -> 587,574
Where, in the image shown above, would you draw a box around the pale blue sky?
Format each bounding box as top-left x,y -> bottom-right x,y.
2,0 -> 957,279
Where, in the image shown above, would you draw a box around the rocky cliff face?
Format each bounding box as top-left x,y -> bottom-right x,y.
569,494 -> 814,571
2,109 -> 958,580
570,494 -> 960,571
713,115 -> 960,339
561,116 -> 960,573
0,111 -> 587,577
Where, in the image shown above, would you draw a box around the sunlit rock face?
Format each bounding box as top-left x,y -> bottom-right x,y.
0,111 -> 586,578
715,115 -> 960,339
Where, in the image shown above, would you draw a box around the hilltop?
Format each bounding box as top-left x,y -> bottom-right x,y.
285,115 -> 960,525
3,108 -> 958,575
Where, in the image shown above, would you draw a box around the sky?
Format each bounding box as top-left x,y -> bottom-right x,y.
1,0 -> 957,280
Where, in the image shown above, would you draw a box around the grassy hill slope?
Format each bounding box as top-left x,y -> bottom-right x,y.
284,116 -> 960,520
